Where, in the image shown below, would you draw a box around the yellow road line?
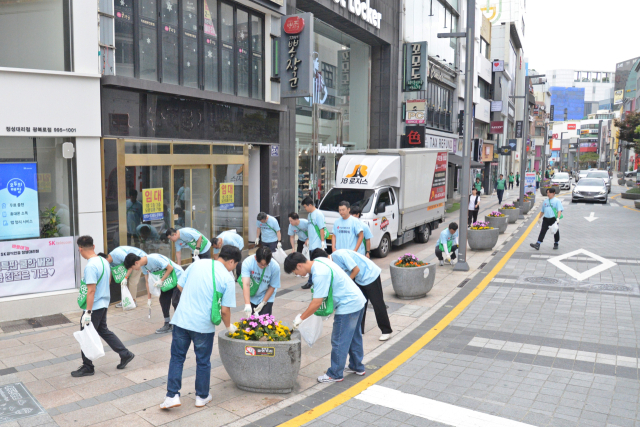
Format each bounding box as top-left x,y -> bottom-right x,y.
623,206 -> 639,212
611,194 -> 621,199
279,213 -> 543,427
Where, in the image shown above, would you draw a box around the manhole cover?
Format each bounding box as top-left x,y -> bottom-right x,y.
591,284 -> 632,292
365,365 -> 378,370
523,277 -> 562,285
0,383 -> 45,424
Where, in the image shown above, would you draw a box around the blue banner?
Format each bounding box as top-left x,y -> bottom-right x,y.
0,163 -> 40,240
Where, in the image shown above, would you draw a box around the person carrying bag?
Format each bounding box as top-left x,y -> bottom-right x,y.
468,188 -> 481,227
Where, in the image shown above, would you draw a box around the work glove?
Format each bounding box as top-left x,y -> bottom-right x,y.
154,279 -> 164,289
321,241 -> 327,250
293,314 -> 303,329
243,304 -> 252,318
147,298 -> 152,308
277,241 -> 282,250
81,310 -> 92,327
193,249 -> 200,257
254,238 -> 260,247
254,301 -> 266,314
121,278 -> 128,288
305,240 -> 309,247
228,324 -> 238,334
444,250 -> 451,263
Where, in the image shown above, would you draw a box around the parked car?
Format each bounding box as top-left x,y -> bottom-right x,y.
585,171 -> 611,193
572,178 -> 608,204
551,172 -> 572,190
624,170 -> 638,178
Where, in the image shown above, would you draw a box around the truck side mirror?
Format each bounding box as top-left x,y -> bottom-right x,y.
375,202 -> 386,214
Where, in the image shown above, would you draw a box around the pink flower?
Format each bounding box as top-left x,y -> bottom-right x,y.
250,322 -> 258,327
245,328 -> 251,332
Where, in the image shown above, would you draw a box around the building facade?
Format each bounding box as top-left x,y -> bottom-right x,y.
547,69 -> 614,117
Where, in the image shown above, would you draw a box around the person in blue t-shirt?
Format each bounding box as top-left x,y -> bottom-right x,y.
160,246 -> 240,410
350,206 -> 372,258
72,236 -> 134,378
136,223 -> 160,242
167,227 -> 212,264
301,196 -> 326,290
240,247 -> 281,317
435,222 -> 459,266
101,246 -> 147,309
211,230 -> 245,277
531,187 -> 564,250
126,189 -> 143,244
315,249 -> 392,341
288,212 -> 309,253
125,253 -> 185,334
284,252 -> 366,383
332,201 -> 364,253
256,212 -> 282,252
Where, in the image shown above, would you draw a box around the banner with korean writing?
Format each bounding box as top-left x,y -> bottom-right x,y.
220,182 -> 234,210
525,172 -> 536,195
0,236 -> 76,298
429,152 -> 448,202
0,163 -> 40,240
142,188 -> 164,221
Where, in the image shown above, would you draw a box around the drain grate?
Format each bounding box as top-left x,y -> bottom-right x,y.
523,277 -> 562,285
491,251 -> 498,256
458,279 -> 471,288
591,284 -> 632,292
0,314 -> 71,333
478,263 -> 487,270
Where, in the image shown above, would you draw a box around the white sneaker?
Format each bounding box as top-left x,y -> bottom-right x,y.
317,374 -> 343,383
160,394 -> 181,409
344,367 -> 366,376
115,302 -> 123,308
439,260 -> 444,266
195,394 -> 212,407
379,334 -> 391,341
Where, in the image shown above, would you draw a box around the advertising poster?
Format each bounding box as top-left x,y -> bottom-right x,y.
0,163 -> 40,240
0,236 -> 76,298
142,188 -> 164,221
406,100 -> 426,124
220,182 -> 234,210
429,152 -> 448,202
525,172 -> 536,195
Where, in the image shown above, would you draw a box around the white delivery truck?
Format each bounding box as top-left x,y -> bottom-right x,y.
318,148 -> 448,257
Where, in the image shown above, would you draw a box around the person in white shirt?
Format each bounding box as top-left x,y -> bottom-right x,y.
468,188 -> 480,227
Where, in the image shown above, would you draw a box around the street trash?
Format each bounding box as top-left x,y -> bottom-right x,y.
148,274 -> 161,297
272,247 -> 287,265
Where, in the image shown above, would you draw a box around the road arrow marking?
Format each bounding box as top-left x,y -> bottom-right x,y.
584,212 -> 598,222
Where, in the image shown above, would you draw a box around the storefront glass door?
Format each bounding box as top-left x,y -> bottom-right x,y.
173,167 -> 211,265
313,104 -> 343,204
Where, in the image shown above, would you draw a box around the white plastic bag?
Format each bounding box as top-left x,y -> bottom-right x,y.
505,191 -> 510,199
121,285 -> 137,311
298,315 -> 323,347
302,245 -> 310,261
147,274 -> 161,297
73,324 -> 105,360
272,247 -> 287,265
549,222 -> 559,235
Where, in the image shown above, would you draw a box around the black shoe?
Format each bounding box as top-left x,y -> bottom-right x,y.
117,352 -> 135,370
301,283 -> 312,290
530,243 -> 540,250
156,323 -> 172,334
71,365 -> 95,377
553,243 -> 559,250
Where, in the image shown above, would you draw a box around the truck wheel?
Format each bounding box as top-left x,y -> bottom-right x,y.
373,234 -> 391,258
414,225 -> 431,244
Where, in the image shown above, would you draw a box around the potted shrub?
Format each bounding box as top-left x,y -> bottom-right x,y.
515,198 -> 532,214
390,253 -> 436,300
526,191 -> 536,203
219,314 -> 301,394
467,221 -> 499,251
499,203 -> 520,223
635,200 -> 640,209
619,178 -> 626,185
621,187 -> 640,200
485,211 -> 508,234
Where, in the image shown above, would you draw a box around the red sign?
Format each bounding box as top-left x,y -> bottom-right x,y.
489,121 -> 504,134
283,16 -> 305,34
429,152 -> 448,202
567,124 -> 576,130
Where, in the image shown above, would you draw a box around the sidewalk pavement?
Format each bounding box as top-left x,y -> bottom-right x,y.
0,190 -> 530,427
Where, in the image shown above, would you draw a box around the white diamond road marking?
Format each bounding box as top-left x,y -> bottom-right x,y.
547,248 -> 616,281
468,338 -> 639,367
355,385 -> 536,427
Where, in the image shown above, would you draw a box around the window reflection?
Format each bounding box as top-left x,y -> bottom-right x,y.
162,0 -> 179,85
183,0 -> 198,88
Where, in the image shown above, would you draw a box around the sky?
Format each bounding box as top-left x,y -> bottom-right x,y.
525,0 -> 639,73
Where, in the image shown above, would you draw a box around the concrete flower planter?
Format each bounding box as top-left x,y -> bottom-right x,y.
540,187 -> 548,196
390,262 -> 436,300
218,330 -> 301,394
618,172 -> 624,178
468,228 -> 499,251
621,192 -> 640,200
521,200 -> 532,215
618,178 -> 625,185
626,181 -> 635,188
499,208 -> 520,223
485,215 -> 508,234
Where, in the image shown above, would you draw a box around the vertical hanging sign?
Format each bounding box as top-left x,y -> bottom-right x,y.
280,13 -> 314,98
403,42 -> 427,91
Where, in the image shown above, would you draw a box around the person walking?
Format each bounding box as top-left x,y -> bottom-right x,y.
435,222 -> 459,266
515,172 -> 520,187
285,252 -> 366,382
468,188 -> 480,227
256,212 -> 281,252
315,248 -> 392,341
496,174 -> 506,205
125,253 -> 185,334
530,188 -> 564,250
474,178 -> 482,193
508,172 -> 515,189
301,196 -> 327,289
167,227 -> 212,262
288,212 -> 312,287
240,247 -> 281,316
160,247 -> 240,410
101,246 -> 147,309
332,201 -> 364,253
72,236 -> 135,377
536,171 -> 541,189
210,230 -> 244,277
350,206 -> 372,258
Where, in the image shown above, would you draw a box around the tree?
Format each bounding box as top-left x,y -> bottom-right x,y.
614,111 -> 640,153
578,153 -> 599,168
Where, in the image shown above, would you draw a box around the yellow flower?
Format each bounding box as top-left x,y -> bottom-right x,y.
244,336 -> 249,340
243,321 -> 247,325
268,325 -> 273,329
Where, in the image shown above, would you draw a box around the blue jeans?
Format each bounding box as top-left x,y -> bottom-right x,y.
167,325 -> 214,399
326,308 -> 365,379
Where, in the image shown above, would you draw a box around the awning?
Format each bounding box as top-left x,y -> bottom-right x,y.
448,154 -> 483,168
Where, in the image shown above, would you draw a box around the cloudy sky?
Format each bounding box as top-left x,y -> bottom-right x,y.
526,0 -> 638,73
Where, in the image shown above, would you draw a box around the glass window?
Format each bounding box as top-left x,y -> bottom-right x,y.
220,3 -> 234,94
213,164 -> 243,236
509,42 -> 517,97
0,0 -> 70,71
203,0 -> 219,91
251,15 -> 264,99
183,0 -> 198,88
139,0 -> 158,81
377,189 -> 391,206
236,10 -> 249,97
161,0 -> 179,84
115,0 -> 134,77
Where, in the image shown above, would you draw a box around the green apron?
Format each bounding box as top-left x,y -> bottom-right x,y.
310,260 -> 334,316
237,262 -> 267,297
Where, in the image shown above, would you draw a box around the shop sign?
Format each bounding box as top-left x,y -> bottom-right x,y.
338,50 -> 351,96
334,0 -> 382,29
142,188 -> 163,221
318,143 -> 346,154
0,236 -> 76,298
4,126 -> 76,134
489,121 -> 504,134
490,101 -> 503,112
429,152 -> 447,202
492,60 -> 504,72
406,99 -> 426,124
280,13 -> 314,98
220,183 -> 234,210
481,143 -> 494,162
341,164 -> 369,185
549,105 -> 554,121
508,139 -> 517,150
245,346 -> 275,357
498,146 -> 512,155
0,163 -> 40,240
567,123 -> 576,130
401,125 -> 425,148
425,135 -> 456,154
403,42 -> 427,91
270,145 -> 279,157
515,120 -> 523,138
614,90 -> 624,105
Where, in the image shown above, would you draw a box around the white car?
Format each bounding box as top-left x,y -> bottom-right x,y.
572,178 -> 608,204
551,172 -> 571,191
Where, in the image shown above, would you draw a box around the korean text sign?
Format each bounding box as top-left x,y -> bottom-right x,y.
280,13 -> 314,98
0,163 -> 40,240
220,182 -> 234,210
142,188 -> 164,221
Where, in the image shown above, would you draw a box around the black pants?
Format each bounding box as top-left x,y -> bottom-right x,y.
250,301 -> 273,316
197,249 -> 211,259
468,209 -> 478,227
262,241 -> 278,252
537,217 -> 559,244
497,189 -> 504,204
80,308 -> 129,368
508,181 -> 514,189
357,276 -> 392,334
516,179 -> 519,186
296,239 -> 306,253
435,244 -> 459,261
160,287 -> 181,320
